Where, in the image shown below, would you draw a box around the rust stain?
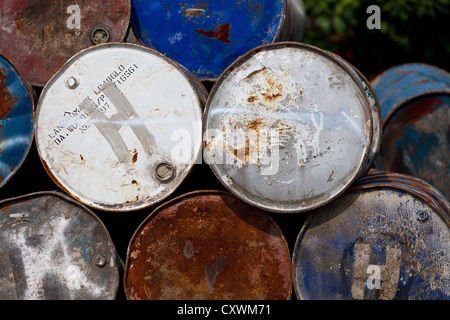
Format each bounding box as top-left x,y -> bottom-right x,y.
132,149 -> 138,163
0,67 -> 19,119
194,23 -> 231,43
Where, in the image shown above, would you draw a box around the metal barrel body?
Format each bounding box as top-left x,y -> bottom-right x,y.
124,190 -> 292,300
292,171 -> 450,300
0,0 -> 131,87
130,0 -> 306,81
0,191 -> 121,300
0,54 -> 35,189
203,42 -> 374,214
35,43 -> 205,212
371,63 -> 450,197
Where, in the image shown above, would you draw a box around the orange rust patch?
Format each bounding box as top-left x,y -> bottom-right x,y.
194,23 -> 231,44
0,67 -> 19,119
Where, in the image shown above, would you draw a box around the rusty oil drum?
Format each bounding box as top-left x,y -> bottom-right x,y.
371,63 -> 450,198
292,171 -> 450,300
130,0 -> 306,81
0,191 -> 121,300
124,191 -> 292,300
0,0 -> 131,87
203,42 -> 376,214
35,43 -> 205,212
0,53 -> 35,189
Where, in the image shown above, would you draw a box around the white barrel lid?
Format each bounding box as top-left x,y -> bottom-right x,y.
36,43 -> 203,212
203,42 -> 372,213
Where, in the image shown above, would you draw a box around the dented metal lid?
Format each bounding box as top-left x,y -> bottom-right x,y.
0,0 -> 130,87
292,171 -> 450,300
124,191 -> 292,300
35,43 -> 204,212
0,191 -> 120,300
130,0 -> 305,81
0,54 -> 35,189
203,42 -> 373,213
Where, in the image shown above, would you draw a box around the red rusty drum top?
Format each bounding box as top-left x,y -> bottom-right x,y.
0,0 -> 130,87
124,191 -> 292,300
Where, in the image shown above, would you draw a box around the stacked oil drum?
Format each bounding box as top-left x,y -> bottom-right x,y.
0,0 -> 448,301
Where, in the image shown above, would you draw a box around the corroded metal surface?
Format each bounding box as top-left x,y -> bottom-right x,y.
0,191 -> 120,300
292,171 -> 450,300
130,0 -> 305,81
0,0 -> 130,87
124,191 -> 292,300
35,43 -> 204,212
0,54 -> 35,189
203,42 -> 373,213
372,63 -> 450,197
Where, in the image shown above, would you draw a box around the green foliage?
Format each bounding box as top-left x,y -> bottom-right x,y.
302,0 -> 450,75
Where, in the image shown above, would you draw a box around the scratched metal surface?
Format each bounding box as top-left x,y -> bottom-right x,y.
35,43 -> 204,212
124,191 -> 292,300
331,54 -> 382,177
372,63 -> 450,198
0,0 -> 130,87
130,0 -> 305,81
0,191 -> 120,300
203,42 -> 373,213
0,54 -> 35,190
292,171 -> 450,300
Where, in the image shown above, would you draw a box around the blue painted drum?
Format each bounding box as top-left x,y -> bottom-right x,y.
292,171 -> 450,300
0,54 -> 35,189
371,63 -> 450,197
130,0 -> 305,81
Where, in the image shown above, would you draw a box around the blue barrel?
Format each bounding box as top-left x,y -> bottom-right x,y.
371,63 -> 450,197
130,0 -> 305,81
0,54 -> 35,189
292,171 -> 450,300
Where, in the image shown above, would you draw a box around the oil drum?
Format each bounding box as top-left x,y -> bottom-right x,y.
203,42 -> 375,213
124,190 -> 292,300
130,0 -> 306,81
371,63 -> 450,198
292,171 -> 450,300
0,0 -> 131,87
0,53 -> 35,190
0,191 -> 121,300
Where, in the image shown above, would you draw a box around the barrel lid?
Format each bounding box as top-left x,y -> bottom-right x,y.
203,42 -> 373,213
0,191 -> 120,300
124,190 -> 292,300
0,54 -> 35,189
292,172 -> 450,300
130,0 -> 286,81
0,0 -> 130,87
35,43 -> 203,212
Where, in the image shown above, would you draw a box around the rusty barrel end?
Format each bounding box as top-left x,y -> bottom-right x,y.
124,191 -> 292,300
